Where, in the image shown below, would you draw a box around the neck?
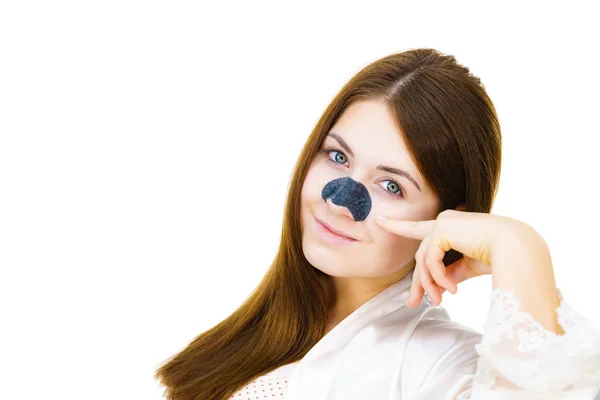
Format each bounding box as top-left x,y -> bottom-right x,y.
325,261 -> 415,331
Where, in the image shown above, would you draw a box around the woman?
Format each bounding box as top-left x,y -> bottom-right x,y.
154,48 -> 600,399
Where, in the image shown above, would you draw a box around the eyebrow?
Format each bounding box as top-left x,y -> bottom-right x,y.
326,132 -> 422,192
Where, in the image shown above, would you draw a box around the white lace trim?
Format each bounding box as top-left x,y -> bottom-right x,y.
473,287 -> 600,393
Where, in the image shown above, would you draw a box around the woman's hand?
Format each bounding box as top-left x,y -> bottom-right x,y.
374,209 -> 529,307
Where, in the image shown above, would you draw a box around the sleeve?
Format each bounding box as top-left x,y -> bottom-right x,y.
413,287 -> 600,400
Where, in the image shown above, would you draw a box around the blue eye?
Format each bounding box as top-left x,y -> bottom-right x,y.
321,148 -> 405,199
325,149 -> 347,164
379,180 -> 404,198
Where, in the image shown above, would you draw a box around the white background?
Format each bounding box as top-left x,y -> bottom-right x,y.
1,1 -> 598,399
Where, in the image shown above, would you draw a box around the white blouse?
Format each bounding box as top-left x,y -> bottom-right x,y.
230,269 -> 600,399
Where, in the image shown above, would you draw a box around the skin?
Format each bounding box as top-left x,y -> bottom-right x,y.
375,211 -> 564,335
299,99 -> 465,332
299,99 -> 564,336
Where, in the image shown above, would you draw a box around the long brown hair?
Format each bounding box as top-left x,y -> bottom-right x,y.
154,47 -> 502,400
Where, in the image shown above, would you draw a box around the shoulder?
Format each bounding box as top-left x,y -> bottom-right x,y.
230,361 -> 300,398
412,305 -> 483,344
407,309 -> 482,365
401,305 -> 483,397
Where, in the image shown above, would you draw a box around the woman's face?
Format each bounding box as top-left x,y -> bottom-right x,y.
300,99 -> 441,279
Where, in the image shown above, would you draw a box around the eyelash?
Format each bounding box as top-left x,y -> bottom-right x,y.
321,148 -> 406,199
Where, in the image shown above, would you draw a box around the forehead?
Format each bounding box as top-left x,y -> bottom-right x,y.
327,100 -> 417,172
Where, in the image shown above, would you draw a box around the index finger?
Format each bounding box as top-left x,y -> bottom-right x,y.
374,215 -> 434,240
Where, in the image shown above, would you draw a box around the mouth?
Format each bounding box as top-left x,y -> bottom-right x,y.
314,217 -> 358,242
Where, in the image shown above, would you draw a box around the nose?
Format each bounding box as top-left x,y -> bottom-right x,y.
325,198 -> 355,221
321,176 -> 372,221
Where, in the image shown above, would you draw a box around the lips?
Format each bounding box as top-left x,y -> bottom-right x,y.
315,217 -> 357,241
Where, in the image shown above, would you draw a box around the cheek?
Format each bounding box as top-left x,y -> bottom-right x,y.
372,225 -> 421,265
300,163 -> 324,229
301,162 -> 330,208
